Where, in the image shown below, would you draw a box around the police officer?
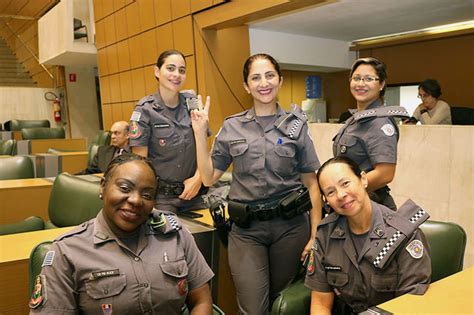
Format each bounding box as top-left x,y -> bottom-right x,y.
129,49 -> 206,213
305,157 -> 431,314
333,57 -> 410,210
29,153 -> 214,315
192,54 -> 322,314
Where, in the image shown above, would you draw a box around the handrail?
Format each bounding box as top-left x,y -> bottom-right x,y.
2,21 -> 54,80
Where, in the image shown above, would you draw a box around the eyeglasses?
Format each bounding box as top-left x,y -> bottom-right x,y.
417,94 -> 430,99
350,76 -> 380,83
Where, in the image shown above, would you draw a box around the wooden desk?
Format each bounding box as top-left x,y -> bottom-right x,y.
0,178 -> 52,225
0,227 -> 73,315
378,267 -> 474,314
17,138 -> 87,155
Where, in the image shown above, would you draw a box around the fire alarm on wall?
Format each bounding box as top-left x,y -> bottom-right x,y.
69,73 -> 77,82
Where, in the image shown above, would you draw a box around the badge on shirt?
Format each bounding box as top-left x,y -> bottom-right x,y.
129,121 -> 141,139
131,111 -> 141,122
340,145 -> 347,153
406,240 -> 424,259
178,278 -> 188,296
42,250 -> 55,267
102,303 -> 113,314
159,139 -> 166,146
381,123 -> 395,136
29,275 -> 46,309
306,249 -> 316,275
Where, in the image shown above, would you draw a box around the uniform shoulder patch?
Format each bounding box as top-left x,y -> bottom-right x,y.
306,248 -> 316,275
129,120 -> 141,140
56,221 -> 89,241
381,123 -> 395,136
29,275 -> 46,309
130,110 -> 141,122
406,239 -> 424,259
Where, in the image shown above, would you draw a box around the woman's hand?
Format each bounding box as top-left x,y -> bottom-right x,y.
191,95 -> 210,135
301,237 -> 315,261
180,172 -> 202,200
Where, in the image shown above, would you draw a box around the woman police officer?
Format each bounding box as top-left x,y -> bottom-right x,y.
29,153 -> 214,314
191,53 -> 322,314
332,57 -> 409,210
305,156 -> 431,314
129,49 -> 207,212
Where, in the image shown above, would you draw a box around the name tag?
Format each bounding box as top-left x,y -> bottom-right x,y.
230,139 -> 246,145
90,269 -> 120,280
324,265 -> 342,271
154,123 -> 170,128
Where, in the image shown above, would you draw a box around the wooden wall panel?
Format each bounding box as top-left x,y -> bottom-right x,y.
122,102 -> 136,120
95,19 -> 106,49
114,8 -> 128,41
154,0 -> 172,26
191,0 -> 213,13
93,0 -> 104,20
119,71 -> 134,101
99,76 -> 111,104
128,35 -> 144,69
137,0 -> 156,32
183,56 -> 197,91
113,0 -> 127,11
101,104 -> 113,129
109,74 -> 122,103
104,15 -> 117,46
111,103 -> 123,122
106,44 -> 119,74
97,49 -> 109,75
126,2 -> 141,37
131,68 -> 146,100
102,0 -> 114,17
144,65 -> 158,95
117,40 -> 131,71
173,16 -> 193,56
140,29 -> 158,66
156,23 -> 174,53
171,0 -> 191,20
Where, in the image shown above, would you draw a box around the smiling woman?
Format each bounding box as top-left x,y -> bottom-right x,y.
29,153 -> 214,314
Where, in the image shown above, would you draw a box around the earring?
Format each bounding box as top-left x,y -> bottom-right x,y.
99,193 -> 103,199
364,184 -> 368,189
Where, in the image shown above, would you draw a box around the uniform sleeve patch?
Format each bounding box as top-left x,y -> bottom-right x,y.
129,121 -> 141,139
406,239 -> 424,259
29,275 -> 46,309
42,250 -> 55,267
381,123 -> 395,136
306,248 -> 316,275
130,111 -> 141,122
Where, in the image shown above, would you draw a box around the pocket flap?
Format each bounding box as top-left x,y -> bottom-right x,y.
160,259 -> 189,278
371,274 -> 397,292
327,272 -> 349,287
275,144 -> 296,158
339,137 -> 357,147
85,274 -> 127,299
229,142 -> 248,157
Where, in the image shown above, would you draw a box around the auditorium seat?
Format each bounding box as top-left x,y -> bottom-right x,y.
451,106 -> 474,125
4,119 -> 50,131
0,156 -> 35,179
0,216 -> 44,236
45,173 -> 103,229
21,127 -> 65,140
0,139 -> 16,155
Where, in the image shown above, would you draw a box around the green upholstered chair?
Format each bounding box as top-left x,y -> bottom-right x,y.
45,172 -> 103,229
419,220 -> 467,282
87,144 -> 100,168
91,130 -> 111,146
6,119 -> 50,131
21,127 -> 65,140
270,220 -> 468,314
29,242 -> 226,314
0,139 -> 16,155
0,216 -> 44,235
0,155 -> 35,179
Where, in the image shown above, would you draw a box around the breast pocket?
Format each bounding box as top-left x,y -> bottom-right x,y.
160,259 -> 190,305
85,274 -> 127,299
274,143 -> 297,178
153,124 -> 179,148
229,142 -> 250,173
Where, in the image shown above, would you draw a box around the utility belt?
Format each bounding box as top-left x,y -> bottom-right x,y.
157,179 -> 208,197
228,187 -> 311,228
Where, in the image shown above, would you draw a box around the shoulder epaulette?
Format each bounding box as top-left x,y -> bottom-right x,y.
275,104 -> 307,139
136,94 -> 155,107
147,210 -> 182,234
225,110 -> 248,120
353,106 -> 409,122
56,221 -> 90,241
366,200 -> 429,269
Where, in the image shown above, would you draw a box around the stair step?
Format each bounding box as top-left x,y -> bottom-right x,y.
0,78 -> 35,83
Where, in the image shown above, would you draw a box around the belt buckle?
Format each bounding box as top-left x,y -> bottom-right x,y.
255,207 -> 274,221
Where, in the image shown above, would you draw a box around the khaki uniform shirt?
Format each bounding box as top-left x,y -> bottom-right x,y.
211,104 -> 320,202
305,200 -> 431,312
30,210 -> 214,315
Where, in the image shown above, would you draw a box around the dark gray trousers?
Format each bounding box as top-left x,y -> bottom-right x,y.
228,213 -> 310,314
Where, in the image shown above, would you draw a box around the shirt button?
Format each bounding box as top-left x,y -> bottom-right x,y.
134,257 -> 140,262
144,283 -> 149,287
104,289 -> 109,294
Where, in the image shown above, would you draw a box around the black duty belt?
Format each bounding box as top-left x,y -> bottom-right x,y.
157,180 -> 185,196
248,202 -> 281,221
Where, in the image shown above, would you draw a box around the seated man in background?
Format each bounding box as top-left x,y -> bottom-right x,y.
406,79 -> 452,125
78,121 -> 130,174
